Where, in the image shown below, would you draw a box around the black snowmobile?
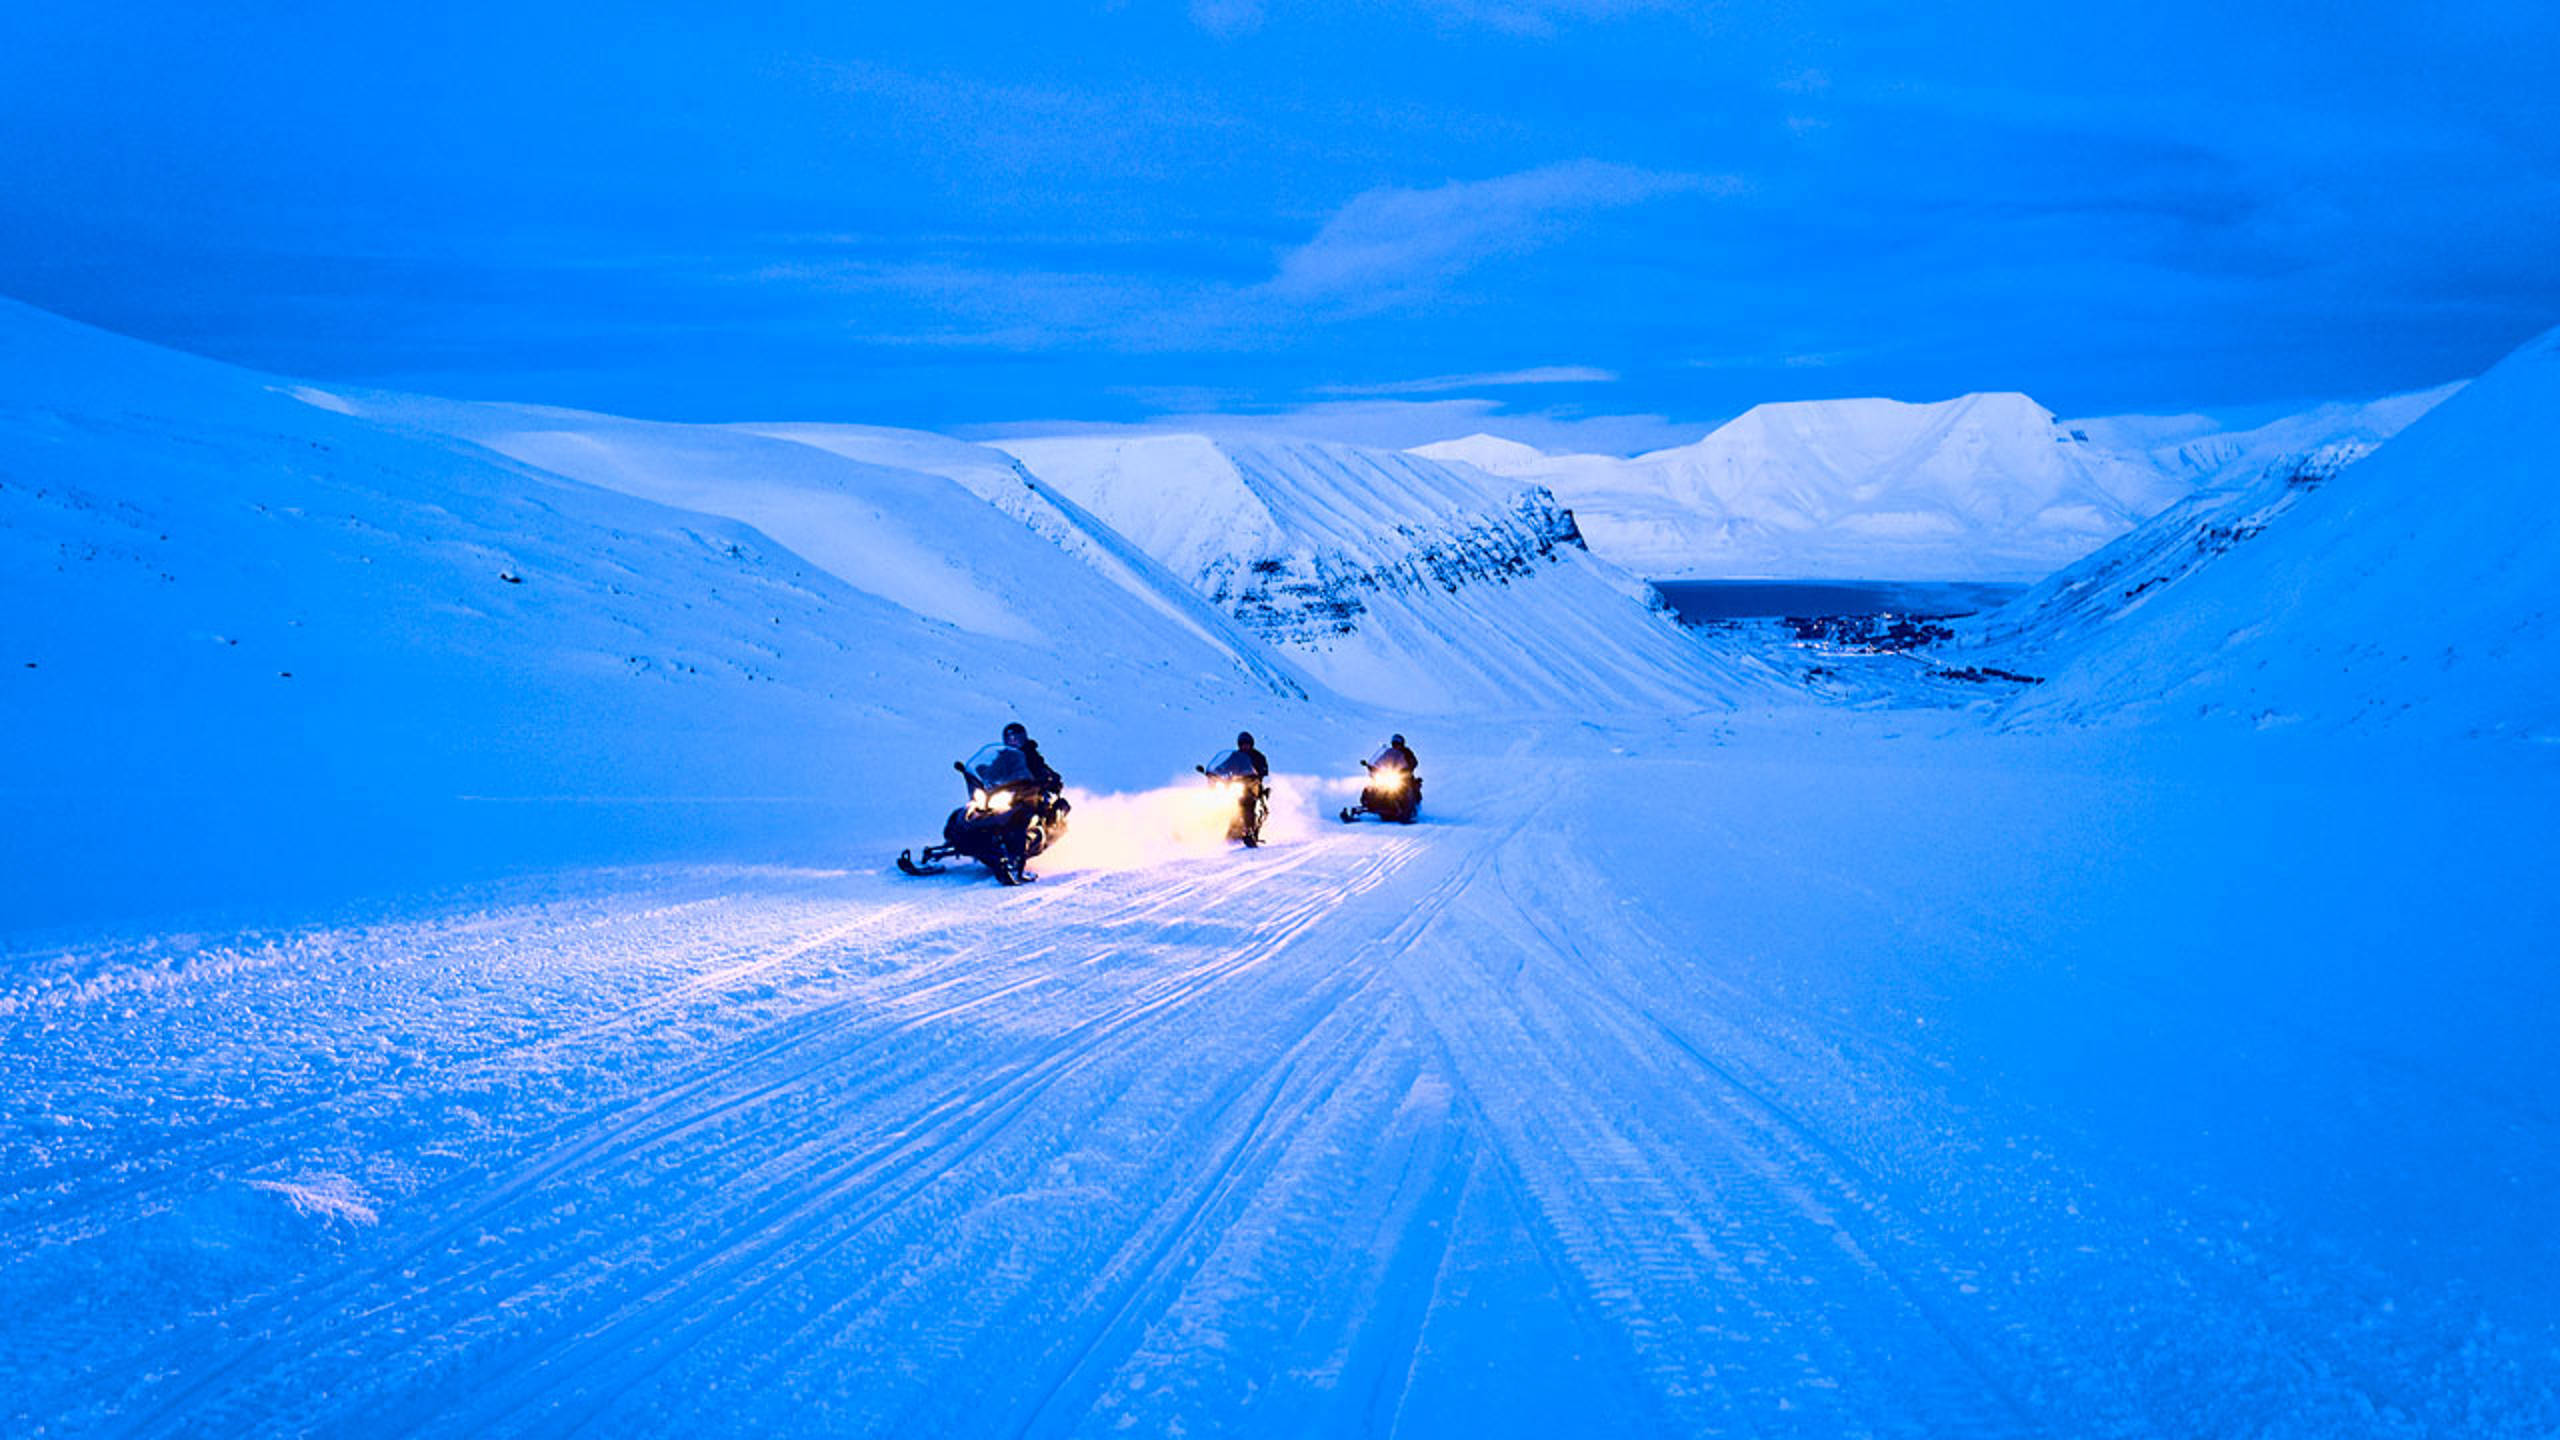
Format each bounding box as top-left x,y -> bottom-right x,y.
896,743 -> 1070,885
1340,745 -> 1421,825
1197,748 -> 1270,848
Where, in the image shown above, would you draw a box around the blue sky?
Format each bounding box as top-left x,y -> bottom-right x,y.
5,1 -> 2554,450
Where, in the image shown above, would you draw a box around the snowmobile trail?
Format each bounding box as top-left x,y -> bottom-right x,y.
5,730 -> 2557,1437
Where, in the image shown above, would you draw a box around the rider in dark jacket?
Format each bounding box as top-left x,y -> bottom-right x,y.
1002,721 -> 1065,793
1227,731 -> 1271,845
1233,731 -> 1270,781
1374,734 -> 1417,775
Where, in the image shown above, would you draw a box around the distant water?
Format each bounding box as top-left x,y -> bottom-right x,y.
1651,579 -> 2026,622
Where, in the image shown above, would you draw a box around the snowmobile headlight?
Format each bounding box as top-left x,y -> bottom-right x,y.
986,788 -> 1015,814
969,788 -> 989,813
1376,771 -> 1406,792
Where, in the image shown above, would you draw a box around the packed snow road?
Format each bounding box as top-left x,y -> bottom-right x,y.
4,723 -> 2556,1437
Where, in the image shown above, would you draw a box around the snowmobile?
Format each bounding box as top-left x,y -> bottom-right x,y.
1339,746 -> 1421,825
1197,748 -> 1270,848
896,743 -> 1070,885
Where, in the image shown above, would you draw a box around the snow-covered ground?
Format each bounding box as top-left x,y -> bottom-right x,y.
5,301 -> 2556,1435
9,719 -> 2555,1436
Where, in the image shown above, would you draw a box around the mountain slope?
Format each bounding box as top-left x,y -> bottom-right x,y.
743,423 -> 1310,698
996,434 -> 1757,713
1425,393 -> 2191,581
0,303 -> 1297,928
343,397 -> 1311,700
1967,387 -> 2462,669
2072,383 -> 2464,486
2002,329 -> 2560,735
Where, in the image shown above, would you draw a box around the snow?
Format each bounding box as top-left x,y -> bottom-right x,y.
0,300 -> 1315,933
4,299 -> 2557,1436
1992,330 -> 2558,735
359,398 -> 1051,641
2096,382 -> 2466,484
1408,431 -> 1554,473
1425,387 -> 2464,585
994,433 -> 1757,713
7,722 -> 2555,1435
1421,392 -> 2192,581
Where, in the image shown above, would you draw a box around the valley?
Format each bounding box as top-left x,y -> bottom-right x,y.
4,301 -> 2555,1437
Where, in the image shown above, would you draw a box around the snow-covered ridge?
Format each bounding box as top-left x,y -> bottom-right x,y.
1993,329 -> 2560,735
743,422 -> 1304,695
1966,388 -> 2459,666
342,400 -> 1314,699
1417,391 -> 2190,581
1419,385 -> 2464,584
2073,382 -> 2464,486
0,299 -> 1324,926
996,433 -> 1754,713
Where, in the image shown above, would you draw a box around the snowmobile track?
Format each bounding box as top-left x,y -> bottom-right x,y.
12,742 -> 2555,1438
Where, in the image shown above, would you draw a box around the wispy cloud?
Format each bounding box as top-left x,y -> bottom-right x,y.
1417,0 -> 1680,37
1686,349 -> 1865,371
963,397 -> 1711,457
1313,365 -> 1617,396
1187,0 -> 1266,37
736,159 -> 1731,353
1261,161 -> 1740,313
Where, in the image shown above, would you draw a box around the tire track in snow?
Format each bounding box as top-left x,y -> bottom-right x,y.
1480,818 -> 2059,1431
1384,781 -> 2050,1435
129,836 -> 1421,1434
455,854 -> 1403,1434
999,834 -> 1484,1439
0,885 -> 950,1241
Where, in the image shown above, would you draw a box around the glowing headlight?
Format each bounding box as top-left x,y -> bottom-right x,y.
986,788 -> 1015,814
1376,771 -> 1406,792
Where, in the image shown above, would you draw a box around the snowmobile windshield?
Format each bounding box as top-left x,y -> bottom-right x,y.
1204,749 -> 1261,779
968,743 -> 1036,789
1367,745 -> 1413,771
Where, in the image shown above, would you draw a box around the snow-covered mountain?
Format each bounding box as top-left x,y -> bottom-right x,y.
0,302 -> 1317,924
994,434 -> 1751,712
1422,392 -> 2192,581
0,302 -> 1769,922
2069,382 -> 2464,487
1419,386 -> 2463,586
1996,330 -> 2559,735
1968,385 -> 2465,670
346,398 -> 1311,699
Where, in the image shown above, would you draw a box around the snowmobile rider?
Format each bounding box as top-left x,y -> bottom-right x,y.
1001,720 -> 1066,796
1224,731 -> 1272,846
1372,734 -> 1417,776
1231,731 -> 1270,783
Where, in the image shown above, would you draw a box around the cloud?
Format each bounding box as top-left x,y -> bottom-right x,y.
961,397 -> 1712,457
1261,161 -> 1739,313
737,160 -> 1729,354
1686,349 -> 1865,371
1416,0 -> 1679,37
1188,0 -> 1266,36
1313,365 -> 1617,396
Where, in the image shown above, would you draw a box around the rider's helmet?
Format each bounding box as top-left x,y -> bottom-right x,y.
1002,721 -> 1029,746
1236,731 -> 1256,749
1390,733 -> 1406,747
